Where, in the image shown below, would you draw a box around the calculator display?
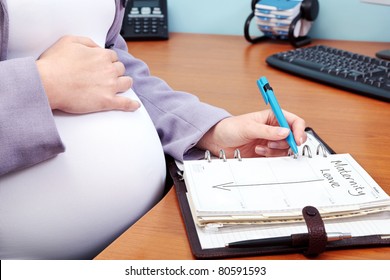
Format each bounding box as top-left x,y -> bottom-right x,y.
134,0 -> 159,7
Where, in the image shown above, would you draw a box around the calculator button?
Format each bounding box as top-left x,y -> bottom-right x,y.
130,8 -> 139,14
152,8 -> 162,15
141,7 -> 151,15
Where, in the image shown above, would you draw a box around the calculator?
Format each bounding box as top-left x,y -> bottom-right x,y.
121,0 -> 169,40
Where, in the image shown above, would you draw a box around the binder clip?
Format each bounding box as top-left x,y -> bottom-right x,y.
244,0 -> 319,48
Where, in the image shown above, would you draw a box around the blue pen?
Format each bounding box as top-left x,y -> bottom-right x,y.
257,76 -> 298,156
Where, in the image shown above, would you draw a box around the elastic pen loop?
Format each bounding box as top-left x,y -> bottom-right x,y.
302,206 -> 327,256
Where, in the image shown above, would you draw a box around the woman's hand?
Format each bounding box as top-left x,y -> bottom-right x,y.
196,109 -> 307,158
36,35 -> 140,114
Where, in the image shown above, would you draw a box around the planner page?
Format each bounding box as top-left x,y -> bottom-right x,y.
183,149 -> 390,225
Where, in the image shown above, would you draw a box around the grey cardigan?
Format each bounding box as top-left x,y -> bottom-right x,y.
0,0 -> 230,176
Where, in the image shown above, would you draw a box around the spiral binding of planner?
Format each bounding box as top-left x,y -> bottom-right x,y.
206,143 -> 329,163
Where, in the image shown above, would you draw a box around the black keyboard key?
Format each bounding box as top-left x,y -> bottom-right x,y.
290,58 -> 325,71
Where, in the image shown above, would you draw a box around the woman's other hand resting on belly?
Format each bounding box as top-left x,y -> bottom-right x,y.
36,35 -> 140,114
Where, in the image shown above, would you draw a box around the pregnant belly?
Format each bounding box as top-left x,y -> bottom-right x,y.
0,89 -> 166,259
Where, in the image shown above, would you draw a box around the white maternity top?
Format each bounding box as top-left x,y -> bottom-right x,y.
0,0 -> 166,259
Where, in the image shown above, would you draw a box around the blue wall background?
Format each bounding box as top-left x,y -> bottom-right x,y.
167,0 -> 390,42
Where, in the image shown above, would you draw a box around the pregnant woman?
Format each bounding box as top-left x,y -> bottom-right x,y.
0,0 -> 306,259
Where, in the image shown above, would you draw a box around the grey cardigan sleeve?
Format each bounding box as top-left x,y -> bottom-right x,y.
0,57 -> 65,176
112,37 -> 232,161
107,2 -> 231,161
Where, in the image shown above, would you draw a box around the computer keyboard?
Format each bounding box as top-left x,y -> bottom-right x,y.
266,45 -> 390,102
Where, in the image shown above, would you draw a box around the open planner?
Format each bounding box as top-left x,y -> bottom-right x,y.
168,128 -> 390,259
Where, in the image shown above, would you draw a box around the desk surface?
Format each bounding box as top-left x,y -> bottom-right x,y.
95,33 -> 390,260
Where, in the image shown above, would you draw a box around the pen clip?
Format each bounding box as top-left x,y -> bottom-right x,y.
257,76 -> 271,105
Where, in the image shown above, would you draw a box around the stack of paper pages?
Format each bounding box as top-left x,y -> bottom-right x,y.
177,131 -> 390,251
182,136 -> 390,227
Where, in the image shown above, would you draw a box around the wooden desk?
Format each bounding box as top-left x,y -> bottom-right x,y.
95,33 -> 390,260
